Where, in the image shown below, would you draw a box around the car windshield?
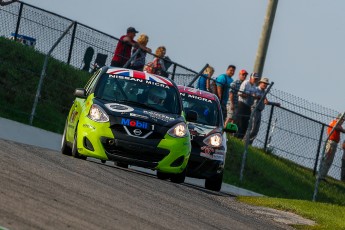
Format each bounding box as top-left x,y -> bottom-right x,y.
94,73 -> 181,114
181,93 -> 219,126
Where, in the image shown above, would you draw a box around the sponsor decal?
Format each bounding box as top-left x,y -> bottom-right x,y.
121,118 -> 149,129
105,103 -> 134,113
83,124 -> 95,130
108,73 -> 171,88
143,110 -> 175,122
70,111 -> 78,123
215,149 -> 225,155
201,146 -> 215,154
130,113 -> 149,120
212,154 -> 224,161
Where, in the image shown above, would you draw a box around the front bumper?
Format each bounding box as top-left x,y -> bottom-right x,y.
77,118 -> 191,174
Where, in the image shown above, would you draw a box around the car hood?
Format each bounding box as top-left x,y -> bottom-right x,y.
93,98 -> 183,127
188,122 -> 221,137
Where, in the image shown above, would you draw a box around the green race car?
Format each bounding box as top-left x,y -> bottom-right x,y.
61,67 -> 191,183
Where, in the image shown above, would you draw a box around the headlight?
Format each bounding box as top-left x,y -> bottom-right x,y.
88,104 -> 109,122
168,122 -> 188,138
203,133 -> 222,147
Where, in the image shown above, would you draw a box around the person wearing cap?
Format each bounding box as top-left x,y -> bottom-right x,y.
215,65 -> 236,121
236,72 -> 259,139
111,27 -> 150,68
319,114 -> 345,181
247,77 -> 273,144
225,69 -> 248,127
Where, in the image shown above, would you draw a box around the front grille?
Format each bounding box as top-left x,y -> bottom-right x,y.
110,124 -> 165,139
102,139 -> 170,163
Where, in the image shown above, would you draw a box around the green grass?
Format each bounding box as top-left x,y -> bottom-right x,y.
224,136 -> 345,205
0,37 -> 90,133
238,197 -> 345,230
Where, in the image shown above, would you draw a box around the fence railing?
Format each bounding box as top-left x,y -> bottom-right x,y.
1,1 -> 344,183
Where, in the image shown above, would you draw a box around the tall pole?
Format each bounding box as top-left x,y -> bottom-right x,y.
253,0 -> 279,78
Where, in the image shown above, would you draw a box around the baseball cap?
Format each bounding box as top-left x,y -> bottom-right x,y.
250,72 -> 259,78
127,27 -> 139,33
239,69 -> 248,75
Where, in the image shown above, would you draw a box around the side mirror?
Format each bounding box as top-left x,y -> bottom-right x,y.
224,123 -> 238,133
74,88 -> 87,98
186,110 -> 198,122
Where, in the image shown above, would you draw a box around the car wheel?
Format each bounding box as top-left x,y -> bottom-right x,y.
114,162 -> 128,168
170,168 -> 186,184
61,123 -> 72,156
157,171 -> 170,180
101,160 -> 106,164
205,172 -> 223,192
72,131 -> 87,160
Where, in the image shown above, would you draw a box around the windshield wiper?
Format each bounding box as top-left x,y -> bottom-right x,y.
117,100 -> 162,112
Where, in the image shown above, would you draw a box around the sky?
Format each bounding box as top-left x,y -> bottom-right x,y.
24,0 -> 344,112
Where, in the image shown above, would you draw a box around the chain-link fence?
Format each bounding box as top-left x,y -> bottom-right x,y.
1,1 -> 344,183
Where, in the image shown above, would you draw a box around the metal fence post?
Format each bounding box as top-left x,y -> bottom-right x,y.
29,21 -> 76,125
171,64 -> 177,80
264,104 -> 275,151
313,124 -> 325,176
187,64 -> 209,87
14,2 -> 24,41
240,82 -> 274,182
67,22 -> 77,65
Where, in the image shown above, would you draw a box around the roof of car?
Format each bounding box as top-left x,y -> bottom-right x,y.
177,85 -> 217,101
106,67 -> 173,86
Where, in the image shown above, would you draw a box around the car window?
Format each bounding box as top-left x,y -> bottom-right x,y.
181,94 -> 219,126
94,73 -> 181,114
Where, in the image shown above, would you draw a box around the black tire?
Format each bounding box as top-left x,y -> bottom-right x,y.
61,123 -> 72,156
170,168 -> 186,184
101,160 -> 106,164
72,131 -> 87,160
205,172 -> 223,192
114,162 -> 128,168
157,171 -> 170,180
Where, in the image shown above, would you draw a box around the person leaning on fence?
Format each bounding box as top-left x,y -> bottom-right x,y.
215,65 -> 236,122
247,77 -> 280,144
143,46 -> 167,76
130,34 -> 152,71
111,27 -> 150,68
340,141 -> 345,181
319,114 -> 345,181
225,69 -> 248,126
197,65 -> 215,92
235,72 -> 259,139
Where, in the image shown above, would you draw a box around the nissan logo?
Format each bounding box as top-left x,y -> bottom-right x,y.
133,129 -> 142,136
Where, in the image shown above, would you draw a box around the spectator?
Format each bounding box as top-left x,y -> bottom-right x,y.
225,69 -> 248,126
247,77 -> 276,144
340,141 -> 345,181
130,34 -> 151,71
111,27 -> 150,68
215,65 -> 236,121
319,114 -> 345,181
144,46 -> 167,76
197,65 -> 215,92
236,72 -> 259,139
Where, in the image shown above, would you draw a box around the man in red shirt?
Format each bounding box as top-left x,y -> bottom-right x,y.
111,27 -> 150,68
319,114 -> 345,180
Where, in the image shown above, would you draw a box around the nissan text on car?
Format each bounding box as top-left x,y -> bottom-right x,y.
61,67 -> 192,183
178,86 -> 237,191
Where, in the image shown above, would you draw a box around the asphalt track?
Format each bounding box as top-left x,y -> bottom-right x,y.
0,139 -> 294,230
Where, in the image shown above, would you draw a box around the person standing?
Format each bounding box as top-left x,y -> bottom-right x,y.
225,69 -> 248,126
111,27 -> 150,68
215,65 -> 236,121
130,34 -> 151,71
197,65 -> 215,92
144,46 -> 168,76
340,141 -> 345,181
319,114 -> 345,180
236,72 -> 259,139
247,77 -> 270,144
